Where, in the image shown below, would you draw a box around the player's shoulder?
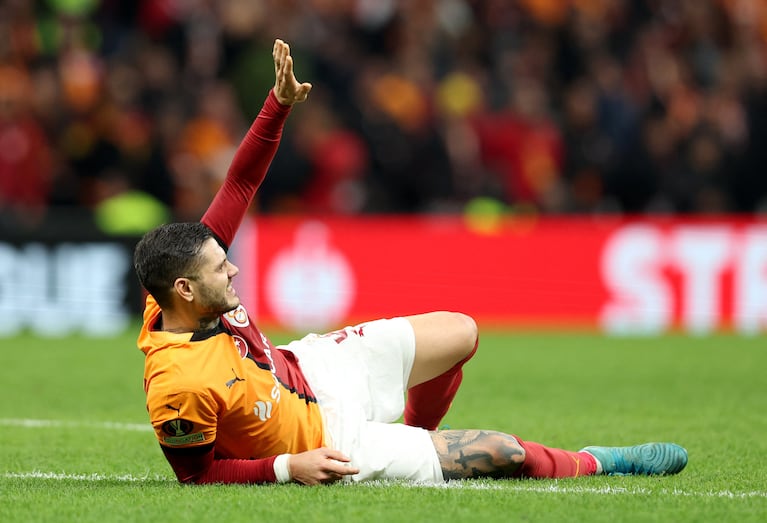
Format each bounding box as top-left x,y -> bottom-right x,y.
145,362 -> 203,396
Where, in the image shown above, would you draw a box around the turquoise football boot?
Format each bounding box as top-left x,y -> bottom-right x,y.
580,443 -> 688,475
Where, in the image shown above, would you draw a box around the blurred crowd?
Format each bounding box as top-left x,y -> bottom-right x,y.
2,0 -> 767,231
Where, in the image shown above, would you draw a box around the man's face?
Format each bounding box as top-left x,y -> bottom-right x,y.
191,238 -> 240,317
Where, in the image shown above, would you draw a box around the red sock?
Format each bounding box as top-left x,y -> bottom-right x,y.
404,339 -> 478,431
404,369 -> 462,430
513,437 -> 597,478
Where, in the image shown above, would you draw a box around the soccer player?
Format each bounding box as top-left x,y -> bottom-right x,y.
133,39 -> 688,485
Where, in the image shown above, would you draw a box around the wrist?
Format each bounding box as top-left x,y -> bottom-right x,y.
273,453 -> 292,483
270,88 -> 293,108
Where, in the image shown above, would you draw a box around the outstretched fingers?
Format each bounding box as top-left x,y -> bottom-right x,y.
272,38 -> 312,105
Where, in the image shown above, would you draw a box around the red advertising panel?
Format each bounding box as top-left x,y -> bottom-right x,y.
231,216 -> 767,335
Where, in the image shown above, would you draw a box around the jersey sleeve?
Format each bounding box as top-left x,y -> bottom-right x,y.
148,389 -> 218,449
148,381 -> 283,484
201,90 -> 292,248
162,445 -> 279,484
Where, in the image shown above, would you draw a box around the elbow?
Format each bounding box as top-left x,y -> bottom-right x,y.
175,470 -> 205,485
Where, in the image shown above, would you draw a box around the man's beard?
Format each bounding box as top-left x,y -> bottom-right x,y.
198,286 -> 240,318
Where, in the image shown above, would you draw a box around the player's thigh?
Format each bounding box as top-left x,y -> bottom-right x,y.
282,318 -> 415,423
350,421 -> 443,483
404,311 -> 478,388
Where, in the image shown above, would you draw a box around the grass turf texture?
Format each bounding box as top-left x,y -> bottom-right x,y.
1,326 -> 765,522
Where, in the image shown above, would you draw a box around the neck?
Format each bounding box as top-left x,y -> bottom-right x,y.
161,314 -> 220,334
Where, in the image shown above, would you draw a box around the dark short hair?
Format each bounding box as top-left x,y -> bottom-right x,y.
133,222 -> 216,308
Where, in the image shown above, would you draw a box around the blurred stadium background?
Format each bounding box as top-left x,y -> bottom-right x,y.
2,0 -> 767,337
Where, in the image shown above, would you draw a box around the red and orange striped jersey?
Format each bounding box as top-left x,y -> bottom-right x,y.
138,295 -> 325,459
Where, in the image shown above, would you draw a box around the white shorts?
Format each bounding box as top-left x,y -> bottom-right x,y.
279,317 -> 444,483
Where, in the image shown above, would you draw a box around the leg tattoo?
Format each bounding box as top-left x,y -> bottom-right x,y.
430,430 -> 525,480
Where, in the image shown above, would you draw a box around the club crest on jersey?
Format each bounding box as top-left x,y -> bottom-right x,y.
233,335 -> 249,359
224,305 -> 249,327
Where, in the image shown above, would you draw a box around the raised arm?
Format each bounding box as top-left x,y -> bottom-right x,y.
201,39 -> 312,247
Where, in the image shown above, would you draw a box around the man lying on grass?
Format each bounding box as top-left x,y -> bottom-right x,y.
133,38 -> 688,485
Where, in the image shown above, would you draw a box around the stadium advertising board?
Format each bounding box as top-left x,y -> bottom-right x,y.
234,216 -> 767,336
0,240 -> 133,337
2,216 -> 765,337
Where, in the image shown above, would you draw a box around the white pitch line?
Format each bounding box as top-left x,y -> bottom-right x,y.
2,419 -> 765,501
360,480 -> 767,499
2,471 -> 172,482
0,418 -> 152,432
490,483 -> 767,499
3,472 -> 764,500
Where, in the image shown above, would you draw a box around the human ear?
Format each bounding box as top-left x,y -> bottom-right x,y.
173,277 -> 195,303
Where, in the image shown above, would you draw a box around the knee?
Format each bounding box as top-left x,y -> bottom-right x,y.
452,312 -> 478,359
407,310 -> 478,364
493,433 -> 526,473
505,440 -> 526,467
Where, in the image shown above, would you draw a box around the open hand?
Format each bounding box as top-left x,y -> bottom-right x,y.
273,39 -> 312,106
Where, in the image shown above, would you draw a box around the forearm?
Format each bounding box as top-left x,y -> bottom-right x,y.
228,89 -> 292,187
201,89 -> 292,246
192,457 -> 279,484
162,444 -> 358,485
162,445 -> 282,484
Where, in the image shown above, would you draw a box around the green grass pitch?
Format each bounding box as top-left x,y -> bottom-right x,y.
1,325 -> 765,522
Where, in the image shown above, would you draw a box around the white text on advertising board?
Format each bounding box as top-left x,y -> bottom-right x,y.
0,243 -> 130,337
